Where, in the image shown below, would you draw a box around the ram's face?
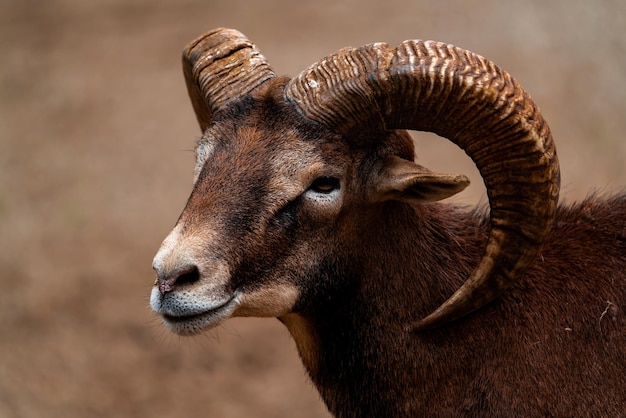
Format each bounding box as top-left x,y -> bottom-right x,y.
150,110 -> 355,335
149,95 -> 470,336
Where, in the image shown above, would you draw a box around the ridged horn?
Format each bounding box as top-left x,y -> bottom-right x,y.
183,28 -> 275,132
285,40 -> 560,331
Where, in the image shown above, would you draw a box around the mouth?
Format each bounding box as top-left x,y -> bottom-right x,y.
153,291 -> 239,336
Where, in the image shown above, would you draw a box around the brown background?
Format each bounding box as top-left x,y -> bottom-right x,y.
1,1 -> 624,417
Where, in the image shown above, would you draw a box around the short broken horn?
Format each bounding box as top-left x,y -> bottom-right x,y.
183,28 -> 276,132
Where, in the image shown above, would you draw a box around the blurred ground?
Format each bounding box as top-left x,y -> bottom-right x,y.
0,1 -> 624,417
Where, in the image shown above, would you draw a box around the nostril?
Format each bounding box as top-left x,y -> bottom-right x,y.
157,265 -> 201,295
176,265 -> 200,286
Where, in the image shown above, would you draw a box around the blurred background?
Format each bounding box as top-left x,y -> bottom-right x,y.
1,1 -> 624,416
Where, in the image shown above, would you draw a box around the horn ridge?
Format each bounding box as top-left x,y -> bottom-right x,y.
286,43 -> 393,132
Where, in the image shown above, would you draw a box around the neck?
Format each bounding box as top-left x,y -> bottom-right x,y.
280,202 -> 487,416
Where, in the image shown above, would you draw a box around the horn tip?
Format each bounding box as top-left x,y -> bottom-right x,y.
408,304 -> 466,332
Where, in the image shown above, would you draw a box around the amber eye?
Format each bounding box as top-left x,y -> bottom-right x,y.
308,176 -> 340,194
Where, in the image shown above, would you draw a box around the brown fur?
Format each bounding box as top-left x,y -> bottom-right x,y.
154,80 -> 626,416
287,196 -> 626,416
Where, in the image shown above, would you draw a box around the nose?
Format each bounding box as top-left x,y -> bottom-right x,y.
154,264 -> 201,295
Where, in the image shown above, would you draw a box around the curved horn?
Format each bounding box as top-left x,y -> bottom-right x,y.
285,40 -> 560,330
183,28 -> 275,132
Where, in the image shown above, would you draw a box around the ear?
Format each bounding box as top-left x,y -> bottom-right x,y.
372,156 -> 470,204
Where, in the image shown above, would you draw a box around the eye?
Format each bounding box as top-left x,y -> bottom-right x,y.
308,176 -> 340,194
